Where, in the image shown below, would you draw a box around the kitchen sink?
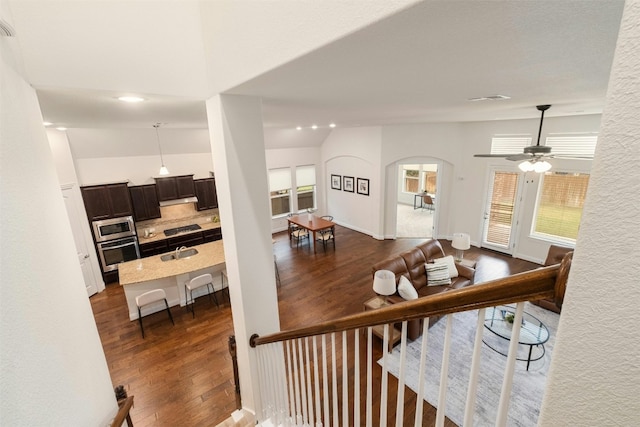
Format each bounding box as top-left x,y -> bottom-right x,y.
160,248 -> 199,261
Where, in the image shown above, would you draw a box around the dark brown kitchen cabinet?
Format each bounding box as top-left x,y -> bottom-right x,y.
139,240 -> 168,258
155,175 -> 195,201
129,185 -> 161,221
194,178 -> 218,210
81,183 -> 133,221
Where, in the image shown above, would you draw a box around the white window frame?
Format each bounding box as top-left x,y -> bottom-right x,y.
529,170 -> 589,246
269,168 -> 292,218
295,165 -> 316,212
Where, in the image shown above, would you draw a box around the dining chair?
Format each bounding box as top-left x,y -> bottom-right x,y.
288,213 -> 309,248
422,195 -> 434,212
185,273 -> 217,318
317,216 -> 335,250
135,289 -> 174,338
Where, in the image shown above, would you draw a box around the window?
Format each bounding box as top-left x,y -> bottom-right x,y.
296,165 -> 316,211
269,168 -> 291,217
532,171 -> 590,242
545,135 -> 598,158
490,136 -> 532,154
403,165 -> 420,193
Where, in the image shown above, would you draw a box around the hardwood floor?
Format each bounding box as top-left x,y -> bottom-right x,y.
90,226 -> 539,426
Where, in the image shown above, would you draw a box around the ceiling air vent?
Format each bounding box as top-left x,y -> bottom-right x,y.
468,95 -> 511,102
0,19 -> 16,37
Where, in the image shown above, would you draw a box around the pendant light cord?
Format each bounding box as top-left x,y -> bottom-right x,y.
154,123 -> 165,165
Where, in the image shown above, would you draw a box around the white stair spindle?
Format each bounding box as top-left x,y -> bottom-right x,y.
292,339 -> 302,424
331,333 -> 339,427
298,338 -> 309,425
496,302 -> 525,427
312,336 -> 322,427
304,337 -> 314,426
380,323 -> 390,427
395,321 -> 408,427
354,329 -> 361,427
366,327 -> 373,427
342,331 -> 348,426
414,319 -> 430,427
286,340 -> 295,424
322,334 -> 330,427
435,314 -> 454,427
463,308 -> 486,426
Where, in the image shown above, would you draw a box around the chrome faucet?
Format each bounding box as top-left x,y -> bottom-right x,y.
175,246 -> 187,259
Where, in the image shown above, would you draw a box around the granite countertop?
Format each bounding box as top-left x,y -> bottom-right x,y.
119,240 -> 225,285
137,220 -> 221,244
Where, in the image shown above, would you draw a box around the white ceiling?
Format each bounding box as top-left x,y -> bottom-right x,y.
8,0 -> 625,149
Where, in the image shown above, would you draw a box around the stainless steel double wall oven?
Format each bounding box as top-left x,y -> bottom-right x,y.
92,216 -> 140,272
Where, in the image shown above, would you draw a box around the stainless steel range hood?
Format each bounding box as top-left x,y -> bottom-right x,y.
159,196 -> 198,207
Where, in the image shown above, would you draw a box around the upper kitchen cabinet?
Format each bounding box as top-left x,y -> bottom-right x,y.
155,175 -> 195,201
81,182 -> 133,221
194,178 -> 219,211
129,184 -> 161,221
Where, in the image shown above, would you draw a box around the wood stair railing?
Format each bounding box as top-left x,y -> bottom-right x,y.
248,253 -> 572,426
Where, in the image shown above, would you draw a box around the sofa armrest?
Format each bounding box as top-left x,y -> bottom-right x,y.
455,263 -> 475,282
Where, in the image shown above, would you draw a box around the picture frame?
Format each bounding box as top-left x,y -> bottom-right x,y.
343,176 -> 355,192
357,178 -> 370,196
331,174 -> 342,190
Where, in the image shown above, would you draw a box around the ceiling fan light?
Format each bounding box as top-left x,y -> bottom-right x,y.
519,161 -> 534,172
533,160 -> 552,173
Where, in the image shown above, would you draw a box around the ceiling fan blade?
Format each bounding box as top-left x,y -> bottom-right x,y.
505,154 -> 534,161
473,154 -> 511,158
550,155 -> 594,160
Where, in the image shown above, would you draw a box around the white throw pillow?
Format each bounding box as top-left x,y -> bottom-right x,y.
434,255 -> 459,278
397,275 -> 418,300
425,262 -> 451,286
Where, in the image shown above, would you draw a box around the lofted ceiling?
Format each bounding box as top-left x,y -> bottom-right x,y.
7,0 -> 625,150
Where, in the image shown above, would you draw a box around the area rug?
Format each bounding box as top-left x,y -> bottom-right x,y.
379,302 -> 559,426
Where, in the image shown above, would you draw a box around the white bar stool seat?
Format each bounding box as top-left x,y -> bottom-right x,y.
185,273 -> 216,318
135,289 -> 174,338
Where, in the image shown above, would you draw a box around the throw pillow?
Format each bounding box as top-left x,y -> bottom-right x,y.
434,255 -> 459,278
397,275 -> 418,300
425,262 -> 451,286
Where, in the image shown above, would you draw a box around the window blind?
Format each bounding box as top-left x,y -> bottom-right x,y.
545,135 -> 597,158
268,168 -> 291,192
490,137 -> 532,155
486,172 -> 519,247
295,165 -> 316,186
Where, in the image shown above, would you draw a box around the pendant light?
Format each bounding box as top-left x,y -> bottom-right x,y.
154,123 -> 169,176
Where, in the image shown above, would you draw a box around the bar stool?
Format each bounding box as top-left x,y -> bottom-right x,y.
135,289 -> 174,338
185,273 -> 217,318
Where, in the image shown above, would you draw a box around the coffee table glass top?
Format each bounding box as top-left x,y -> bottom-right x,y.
484,305 -> 549,346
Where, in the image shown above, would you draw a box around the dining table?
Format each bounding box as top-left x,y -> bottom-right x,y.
287,214 -> 336,253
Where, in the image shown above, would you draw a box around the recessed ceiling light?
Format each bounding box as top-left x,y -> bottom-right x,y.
43,122 -> 52,126
329,123 -> 336,128
296,126 -> 302,130
118,96 -> 145,103
311,125 -> 318,130
56,127 -> 67,131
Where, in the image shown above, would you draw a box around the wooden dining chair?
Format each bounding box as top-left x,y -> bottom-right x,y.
317,216 -> 335,250
422,195 -> 434,212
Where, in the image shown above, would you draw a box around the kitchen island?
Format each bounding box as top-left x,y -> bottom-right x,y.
119,240 -> 226,320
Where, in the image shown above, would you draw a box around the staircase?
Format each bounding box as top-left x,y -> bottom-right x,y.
246,253 -> 571,426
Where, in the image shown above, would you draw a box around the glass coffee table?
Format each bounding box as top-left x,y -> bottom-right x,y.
483,305 -> 549,370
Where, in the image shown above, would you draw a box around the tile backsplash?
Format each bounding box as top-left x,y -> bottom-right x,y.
135,203 -> 219,235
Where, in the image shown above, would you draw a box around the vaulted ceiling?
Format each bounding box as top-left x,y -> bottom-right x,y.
8,1 -> 625,149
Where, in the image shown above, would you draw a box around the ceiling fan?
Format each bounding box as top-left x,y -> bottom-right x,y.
474,104 -> 564,172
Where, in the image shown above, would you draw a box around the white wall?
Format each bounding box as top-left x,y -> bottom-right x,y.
322,127 -> 383,238
0,14 -> 117,424
539,2 -> 640,424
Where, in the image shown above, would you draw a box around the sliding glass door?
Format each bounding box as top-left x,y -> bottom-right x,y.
481,169 -> 523,254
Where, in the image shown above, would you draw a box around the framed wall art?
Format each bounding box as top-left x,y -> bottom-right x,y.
331,174 -> 342,190
343,176 -> 354,192
357,178 -> 370,196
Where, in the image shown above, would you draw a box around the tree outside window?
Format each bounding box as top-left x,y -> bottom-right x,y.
532,172 -> 590,242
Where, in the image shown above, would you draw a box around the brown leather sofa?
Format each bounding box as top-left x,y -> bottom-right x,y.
371,239 -> 476,340
530,244 -> 573,313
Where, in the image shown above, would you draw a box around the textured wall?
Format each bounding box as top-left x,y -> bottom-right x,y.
538,2 -> 640,425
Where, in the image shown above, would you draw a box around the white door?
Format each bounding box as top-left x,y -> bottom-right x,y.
62,187 -> 98,296
481,169 -> 523,255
